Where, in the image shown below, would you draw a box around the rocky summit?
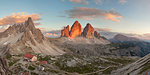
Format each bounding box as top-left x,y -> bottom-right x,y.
0,17 -> 65,55
69,21 -> 82,38
82,23 -> 95,38
60,21 -> 103,39
61,25 -> 70,37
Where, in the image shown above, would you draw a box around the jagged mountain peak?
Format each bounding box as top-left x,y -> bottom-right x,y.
24,17 -> 36,31
0,17 -> 64,55
70,21 -> 82,38
82,23 -> 95,38
61,25 -> 70,37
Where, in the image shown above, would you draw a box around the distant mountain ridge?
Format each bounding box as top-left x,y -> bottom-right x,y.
110,34 -> 150,57
110,34 -> 141,43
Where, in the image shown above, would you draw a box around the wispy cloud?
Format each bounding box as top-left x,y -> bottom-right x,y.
44,33 -> 59,37
61,0 -> 127,5
65,7 -> 122,22
69,0 -> 89,5
61,0 -> 89,5
94,0 -> 102,4
119,0 -> 127,4
0,12 -> 41,26
94,27 -> 112,32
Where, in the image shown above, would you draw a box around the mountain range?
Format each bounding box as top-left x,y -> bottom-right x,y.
0,17 -> 150,75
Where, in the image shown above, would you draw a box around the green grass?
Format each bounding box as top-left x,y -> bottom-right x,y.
38,55 -> 51,61
8,59 -> 19,66
45,69 -> 59,73
31,72 -> 38,75
103,57 -> 133,65
6,54 -> 12,59
55,60 -> 98,74
28,66 -> 35,71
102,66 -> 118,74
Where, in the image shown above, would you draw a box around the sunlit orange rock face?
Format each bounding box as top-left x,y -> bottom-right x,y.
61,25 -> 70,37
69,21 -> 82,38
82,23 -> 95,38
60,20 -> 102,39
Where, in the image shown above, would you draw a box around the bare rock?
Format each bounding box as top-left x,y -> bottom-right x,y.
70,21 -> 82,38
61,25 -> 70,37
82,23 -> 95,38
94,31 -> 101,39
0,57 -> 10,75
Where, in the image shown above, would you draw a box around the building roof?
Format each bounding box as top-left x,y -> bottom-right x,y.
40,61 -> 47,64
24,53 -> 34,59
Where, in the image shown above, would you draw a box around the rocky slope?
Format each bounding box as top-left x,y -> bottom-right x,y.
0,57 -> 10,75
112,54 -> 150,75
0,17 -> 64,55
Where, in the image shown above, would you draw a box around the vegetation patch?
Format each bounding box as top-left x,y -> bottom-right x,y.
28,66 -> 35,71
8,59 -> 19,66
31,72 -> 39,75
102,66 -> 118,74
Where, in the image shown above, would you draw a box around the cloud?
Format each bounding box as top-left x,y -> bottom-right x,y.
138,33 -> 150,41
61,0 -> 65,2
69,0 -> 89,5
119,0 -> 127,4
94,0 -> 102,4
94,27 -> 112,32
65,7 -> 122,22
105,9 -> 122,22
0,12 -> 41,26
44,33 -> 59,37
0,25 -> 10,32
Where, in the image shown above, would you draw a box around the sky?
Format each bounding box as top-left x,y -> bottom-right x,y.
0,0 -> 150,34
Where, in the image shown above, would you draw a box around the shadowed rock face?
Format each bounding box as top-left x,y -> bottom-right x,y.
94,31 -> 101,39
82,23 -> 95,38
20,17 -> 45,44
69,21 -> 82,38
61,25 -> 70,37
0,57 -> 9,75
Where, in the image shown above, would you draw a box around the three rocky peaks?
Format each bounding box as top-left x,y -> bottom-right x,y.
61,21 -> 101,39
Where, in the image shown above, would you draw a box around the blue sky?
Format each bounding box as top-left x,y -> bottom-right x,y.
0,0 -> 150,34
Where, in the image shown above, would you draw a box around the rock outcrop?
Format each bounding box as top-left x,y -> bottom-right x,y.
20,17 -> 45,44
0,17 -> 65,55
94,31 -> 101,39
69,21 -> 82,38
0,57 -> 10,75
82,23 -> 95,38
60,21 -> 104,39
0,17 -> 45,44
61,25 -> 70,37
